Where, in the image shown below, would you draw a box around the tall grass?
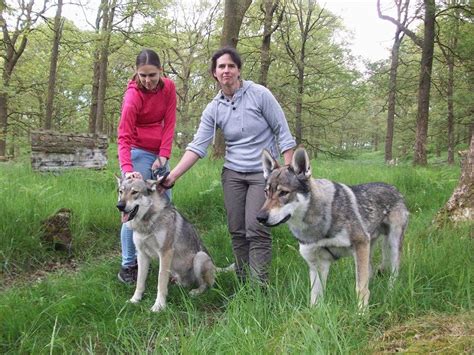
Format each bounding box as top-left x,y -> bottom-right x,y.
0,147 -> 472,353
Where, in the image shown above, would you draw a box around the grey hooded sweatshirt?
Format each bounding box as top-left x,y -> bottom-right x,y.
186,80 -> 296,172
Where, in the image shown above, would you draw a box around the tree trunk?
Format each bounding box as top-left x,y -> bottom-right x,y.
96,0 -> 116,134
435,132 -> 474,226
377,0 -> 435,166
295,67 -> 303,144
220,0 -> 253,48
0,92 -> 7,158
213,0 -> 252,159
441,4 -> 459,165
413,0 -> 436,166
88,0 -> 107,134
281,0 -> 322,146
447,55 -> 455,165
89,59 -> 100,134
385,29 -> 403,163
259,0 -> 282,87
44,0 -> 64,130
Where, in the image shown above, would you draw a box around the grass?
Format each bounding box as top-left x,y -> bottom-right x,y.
0,147 -> 472,353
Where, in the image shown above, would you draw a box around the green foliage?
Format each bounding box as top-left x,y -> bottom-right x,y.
0,145 -> 472,353
366,2 -> 474,161
240,0 -> 368,151
3,0 -> 472,161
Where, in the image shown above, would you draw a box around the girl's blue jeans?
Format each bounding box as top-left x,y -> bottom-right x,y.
120,148 -> 171,267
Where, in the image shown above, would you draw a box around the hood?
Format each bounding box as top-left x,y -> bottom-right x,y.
213,80 -> 254,101
210,80 -> 254,146
126,79 -> 140,91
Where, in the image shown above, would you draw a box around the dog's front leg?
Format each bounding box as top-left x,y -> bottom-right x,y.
300,244 -> 331,306
130,252 -> 150,303
151,248 -> 174,312
354,240 -> 370,310
309,258 -> 331,306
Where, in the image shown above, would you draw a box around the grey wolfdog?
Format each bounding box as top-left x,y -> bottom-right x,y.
256,147 -> 409,309
116,176 -> 230,312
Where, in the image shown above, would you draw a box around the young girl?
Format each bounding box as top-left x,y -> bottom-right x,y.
117,49 -> 177,284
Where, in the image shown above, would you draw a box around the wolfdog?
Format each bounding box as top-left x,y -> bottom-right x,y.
257,147 -> 408,309
116,176 -> 226,312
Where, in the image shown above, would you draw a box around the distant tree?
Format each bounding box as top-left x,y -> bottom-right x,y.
259,0 -> 284,87
95,0 -> 117,134
89,0 -> 117,134
89,0 -> 148,135
166,0 -> 221,148
377,0 -> 412,163
88,0 -> 106,134
280,0 -> 325,145
44,0 -> 65,130
384,28 -> 404,163
378,0 -> 436,166
436,1 -> 466,165
279,0 -> 353,148
0,0 -> 48,158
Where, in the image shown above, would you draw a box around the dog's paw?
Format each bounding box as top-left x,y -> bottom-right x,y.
129,296 -> 142,304
357,304 -> 370,316
189,287 -> 205,297
151,302 -> 166,312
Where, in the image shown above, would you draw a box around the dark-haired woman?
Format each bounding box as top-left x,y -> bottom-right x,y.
162,47 -> 295,285
117,49 -> 177,284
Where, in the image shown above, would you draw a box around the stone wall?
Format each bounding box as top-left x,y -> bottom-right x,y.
31,130 -> 108,171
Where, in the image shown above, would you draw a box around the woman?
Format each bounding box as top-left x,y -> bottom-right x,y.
162,47 -> 295,284
117,49 -> 177,284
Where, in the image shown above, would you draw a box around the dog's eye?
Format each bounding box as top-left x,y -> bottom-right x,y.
131,190 -> 138,195
264,188 -> 269,198
279,190 -> 289,197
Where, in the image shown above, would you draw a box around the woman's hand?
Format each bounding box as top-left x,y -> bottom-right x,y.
157,170 -> 176,192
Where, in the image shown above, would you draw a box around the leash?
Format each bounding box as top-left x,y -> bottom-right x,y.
158,171 -> 174,190
152,160 -> 174,190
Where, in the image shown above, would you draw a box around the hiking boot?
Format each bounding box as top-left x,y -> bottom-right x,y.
117,264 -> 138,285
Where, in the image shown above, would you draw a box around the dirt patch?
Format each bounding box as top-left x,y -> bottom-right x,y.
369,312 -> 474,353
0,249 -> 120,291
0,259 -> 80,291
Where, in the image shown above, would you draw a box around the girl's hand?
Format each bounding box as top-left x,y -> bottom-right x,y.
124,171 -> 143,180
151,156 -> 167,171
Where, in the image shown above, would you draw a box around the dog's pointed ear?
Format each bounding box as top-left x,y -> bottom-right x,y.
115,174 -> 122,187
291,148 -> 311,178
262,149 -> 280,179
145,179 -> 158,192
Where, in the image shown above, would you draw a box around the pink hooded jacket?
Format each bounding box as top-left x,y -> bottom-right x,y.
117,78 -> 177,173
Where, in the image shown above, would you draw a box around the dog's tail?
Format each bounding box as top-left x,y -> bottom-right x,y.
216,263 -> 235,273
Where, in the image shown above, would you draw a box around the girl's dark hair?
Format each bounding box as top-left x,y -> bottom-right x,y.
210,46 -> 242,81
132,49 -> 164,90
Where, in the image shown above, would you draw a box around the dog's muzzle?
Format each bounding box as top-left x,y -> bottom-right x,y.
256,211 -> 291,227
116,202 -> 139,223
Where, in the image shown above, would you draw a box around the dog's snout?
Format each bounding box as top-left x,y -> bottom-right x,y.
116,201 -> 126,212
256,210 -> 268,224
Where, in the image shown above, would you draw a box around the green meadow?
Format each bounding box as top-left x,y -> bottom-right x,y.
0,147 -> 472,353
